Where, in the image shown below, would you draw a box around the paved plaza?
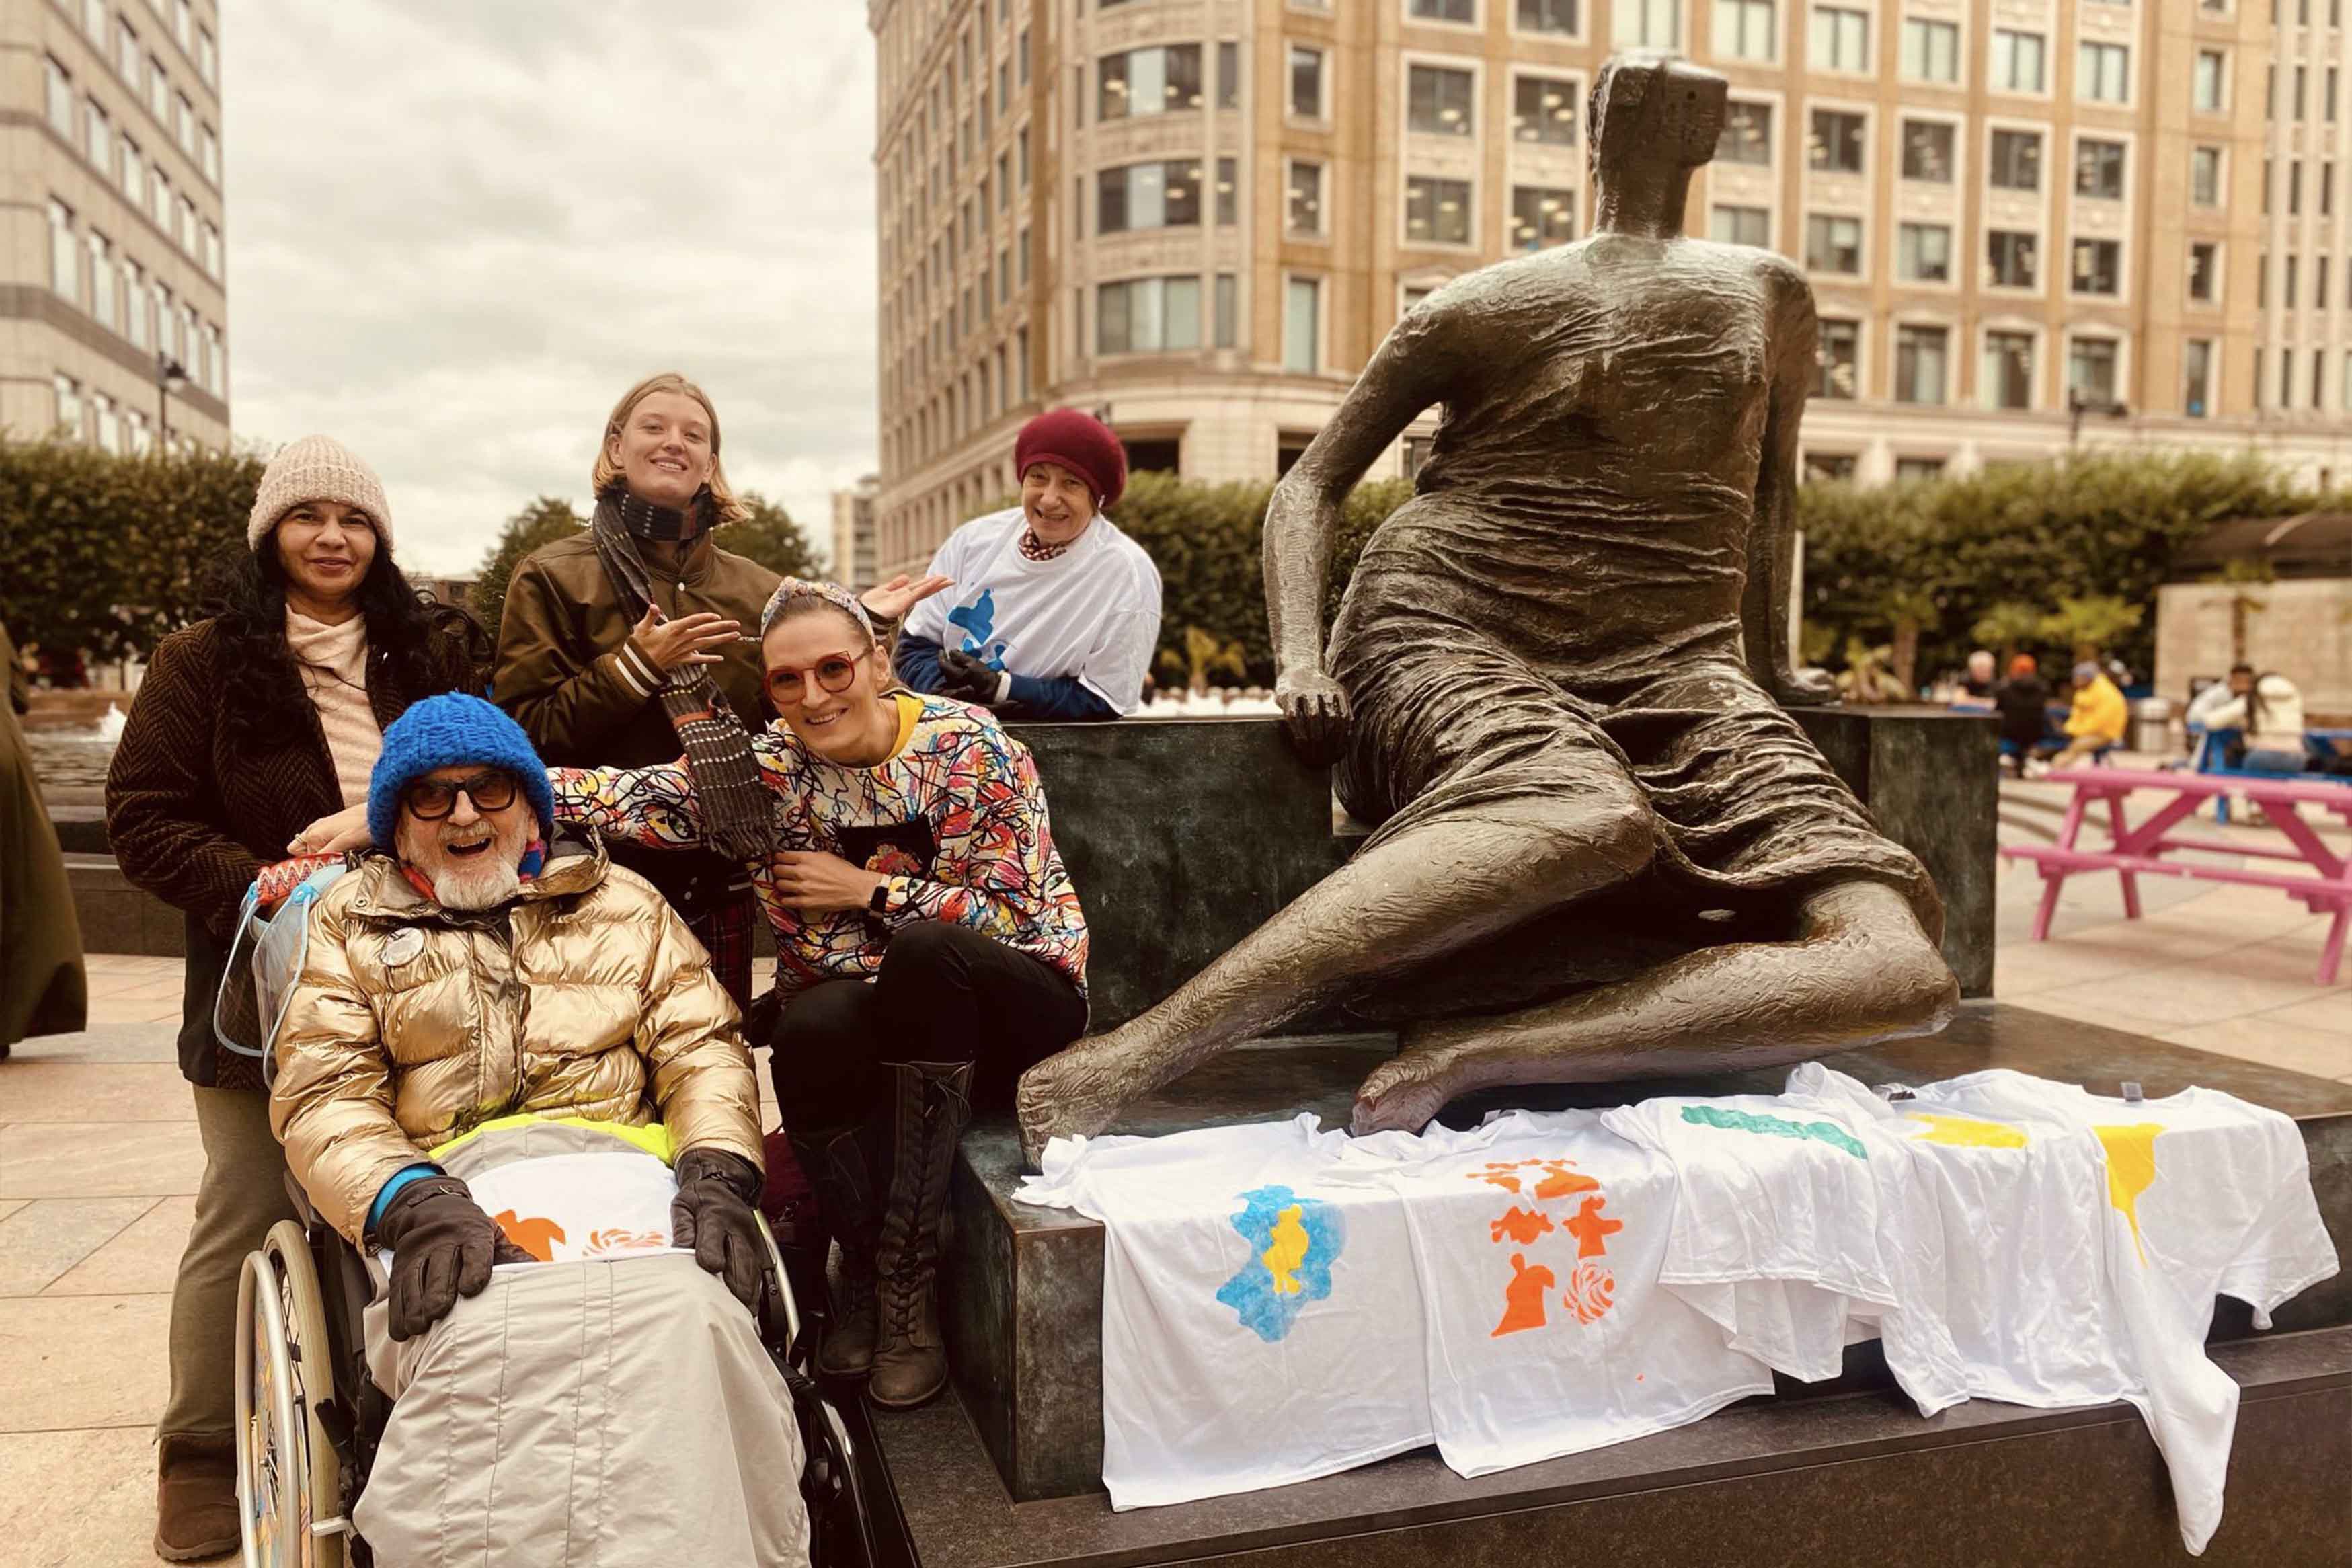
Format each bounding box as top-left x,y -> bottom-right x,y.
1,785 -> 2345,1567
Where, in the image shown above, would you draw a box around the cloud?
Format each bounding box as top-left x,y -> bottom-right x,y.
220,0 -> 877,576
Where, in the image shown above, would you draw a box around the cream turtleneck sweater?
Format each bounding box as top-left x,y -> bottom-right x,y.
285,609 -> 381,807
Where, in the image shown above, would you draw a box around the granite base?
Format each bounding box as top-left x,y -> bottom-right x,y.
939,1003 -> 2352,1503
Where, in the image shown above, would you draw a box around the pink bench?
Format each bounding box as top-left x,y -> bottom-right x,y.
2000,767 -> 2352,986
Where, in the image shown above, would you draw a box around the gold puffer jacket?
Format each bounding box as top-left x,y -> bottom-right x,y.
269,835 -> 764,1246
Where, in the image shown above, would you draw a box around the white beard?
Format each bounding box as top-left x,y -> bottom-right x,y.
431,856 -> 523,912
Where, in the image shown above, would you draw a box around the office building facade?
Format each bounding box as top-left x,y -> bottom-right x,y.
870,0 -> 2338,577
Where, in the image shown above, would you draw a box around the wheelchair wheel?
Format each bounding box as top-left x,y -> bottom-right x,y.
235,1221 -> 350,1568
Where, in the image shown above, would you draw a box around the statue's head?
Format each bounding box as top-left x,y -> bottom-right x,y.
1588,53 -> 1728,186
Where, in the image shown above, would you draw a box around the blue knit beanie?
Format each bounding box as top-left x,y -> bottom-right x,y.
368,694 -> 556,849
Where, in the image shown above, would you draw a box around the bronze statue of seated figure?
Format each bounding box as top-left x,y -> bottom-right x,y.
1016,52 -> 1958,1165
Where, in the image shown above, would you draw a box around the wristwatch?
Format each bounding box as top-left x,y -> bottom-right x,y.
867,876 -> 892,916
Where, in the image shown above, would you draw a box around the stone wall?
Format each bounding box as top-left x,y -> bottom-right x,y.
2156,578 -> 2352,723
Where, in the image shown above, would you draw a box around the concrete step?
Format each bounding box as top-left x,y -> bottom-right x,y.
867,1325 -> 2352,1568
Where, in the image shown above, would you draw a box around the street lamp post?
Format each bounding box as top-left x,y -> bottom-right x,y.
155,350 -> 188,452
2067,385 -> 2130,449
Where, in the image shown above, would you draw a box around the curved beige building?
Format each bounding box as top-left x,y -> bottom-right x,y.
871,0 -> 2343,578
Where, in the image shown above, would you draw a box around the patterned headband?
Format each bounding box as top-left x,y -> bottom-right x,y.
758,576 -> 876,643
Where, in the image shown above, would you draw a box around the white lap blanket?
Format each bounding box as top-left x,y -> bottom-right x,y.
353,1123 -> 808,1568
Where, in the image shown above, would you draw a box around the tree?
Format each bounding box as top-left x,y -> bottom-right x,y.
1156,624 -> 1251,694
469,496 -> 583,642
728,491 -> 822,581
0,438 -> 264,662
2039,594 -> 2143,664
2207,558 -> 2274,666
1969,601 -> 2046,663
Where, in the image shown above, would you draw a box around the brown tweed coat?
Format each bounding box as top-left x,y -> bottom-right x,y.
105,617 -> 477,1087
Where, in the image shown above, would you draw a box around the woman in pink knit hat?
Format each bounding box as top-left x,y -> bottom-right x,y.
896,407 -> 1163,720
106,434 -> 483,1560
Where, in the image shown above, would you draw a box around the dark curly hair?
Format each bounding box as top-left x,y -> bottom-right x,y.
204,533 -> 489,748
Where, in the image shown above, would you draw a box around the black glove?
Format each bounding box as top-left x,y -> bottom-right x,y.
937,649 -> 1005,705
671,1147 -> 772,1318
373,1175 -> 531,1342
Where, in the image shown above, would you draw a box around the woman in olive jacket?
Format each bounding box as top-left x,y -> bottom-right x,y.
104,436 -> 481,1561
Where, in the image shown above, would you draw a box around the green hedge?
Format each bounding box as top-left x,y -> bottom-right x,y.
0,438 -> 264,663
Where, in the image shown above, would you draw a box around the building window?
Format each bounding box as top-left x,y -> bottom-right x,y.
1409,0 -> 1476,21
124,260 -> 146,348
93,393 -> 120,455
2188,241 -> 2218,301
1517,0 -> 1579,30
53,373 -> 83,441
1408,64 -> 1475,136
44,57 -> 74,139
1895,325 -> 1950,404
1717,100 -> 1772,163
1099,44 -> 1204,119
2257,252 -> 2269,307
2071,239 -> 2122,295
1289,46 -> 1325,119
2194,50 -> 2228,112
1216,41 -> 1239,108
121,132 -> 143,207
1406,175 -> 1474,244
1216,157 -> 1238,225
2191,146 -> 2222,206
2183,339 -> 2213,418
1512,75 -> 1579,145
1713,0 -> 1776,58
2289,160 -> 2304,212
1614,0 -> 1681,46
1805,453 -> 1858,482
2078,42 -> 2129,104
2326,160 -> 2336,215
1901,120 -> 1954,182
200,123 -> 218,184
1018,227 -> 1029,283
116,22 -> 136,85
1215,273 -> 1239,349
1098,160 -> 1204,233
1284,277 -> 1321,373
2068,338 -> 2119,404
2295,64 -> 2308,119
1991,30 -> 2046,93
1809,7 -> 1869,72
1403,436 -> 1436,481
1989,129 -> 2042,190
2286,253 -> 2300,307
1097,276 -> 1203,354
1901,19 -> 1959,82
1983,331 -> 2035,409
1895,457 -> 1945,483
1986,231 -> 2038,288
48,200 -> 77,301
1815,318 -> 1860,397
1711,204 -> 1770,247
1809,109 -> 1866,173
1511,186 -> 1577,250
1288,161 -> 1325,235
1805,212 -> 1863,273
2075,139 -> 2126,200
1899,222 -> 1953,282
2280,349 -> 2294,409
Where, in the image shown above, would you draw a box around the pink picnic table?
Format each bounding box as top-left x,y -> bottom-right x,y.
2000,767 -> 2352,986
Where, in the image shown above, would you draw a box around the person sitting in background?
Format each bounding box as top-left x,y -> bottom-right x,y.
1950,649 -> 1997,711
2048,660 -> 2128,769
895,408 -> 1162,721
2194,668 -> 2309,773
1990,654 -> 2050,773
270,693 -> 805,1565
1,615 -> 85,1061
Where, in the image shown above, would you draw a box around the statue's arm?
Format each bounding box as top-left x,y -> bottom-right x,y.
1264,312 -> 1452,760
1746,262 -> 1836,706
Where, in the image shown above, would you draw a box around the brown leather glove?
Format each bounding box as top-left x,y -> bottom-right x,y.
670,1147 -> 771,1317
373,1175 -> 531,1341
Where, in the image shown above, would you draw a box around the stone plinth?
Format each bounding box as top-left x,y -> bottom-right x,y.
938,1004 -> 2352,1504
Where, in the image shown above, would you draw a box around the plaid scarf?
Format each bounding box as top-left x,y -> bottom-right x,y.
590,488 -> 779,864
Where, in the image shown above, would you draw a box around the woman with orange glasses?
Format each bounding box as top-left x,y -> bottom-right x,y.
546,578 -> 1088,1413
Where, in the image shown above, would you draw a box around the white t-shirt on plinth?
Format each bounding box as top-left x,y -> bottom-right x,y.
902,506 -> 1163,714
1017,1114 -> 1429,1510
1337,1109 -> 1776,1478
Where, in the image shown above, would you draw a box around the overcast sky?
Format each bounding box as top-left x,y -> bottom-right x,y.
219,1 -> 879,577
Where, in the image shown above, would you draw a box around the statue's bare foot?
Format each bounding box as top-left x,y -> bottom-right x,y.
1016,1037 -> 1133,1169
1351,1021 -> 1487,1136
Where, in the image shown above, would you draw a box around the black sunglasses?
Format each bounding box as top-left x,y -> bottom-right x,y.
402,769 -> 519,820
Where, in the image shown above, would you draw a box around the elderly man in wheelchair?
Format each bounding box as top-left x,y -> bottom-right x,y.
252,694 -> 814,1567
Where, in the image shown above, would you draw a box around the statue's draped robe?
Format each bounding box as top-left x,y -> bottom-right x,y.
1327,241 -> 1938,1013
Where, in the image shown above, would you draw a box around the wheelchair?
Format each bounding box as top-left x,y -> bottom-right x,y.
233,1177 -> 877,1568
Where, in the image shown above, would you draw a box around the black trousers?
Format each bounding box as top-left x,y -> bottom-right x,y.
767,920 -> 1088,1132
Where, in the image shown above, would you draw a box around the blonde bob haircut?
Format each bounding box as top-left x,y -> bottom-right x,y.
592,371 -> 750,525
